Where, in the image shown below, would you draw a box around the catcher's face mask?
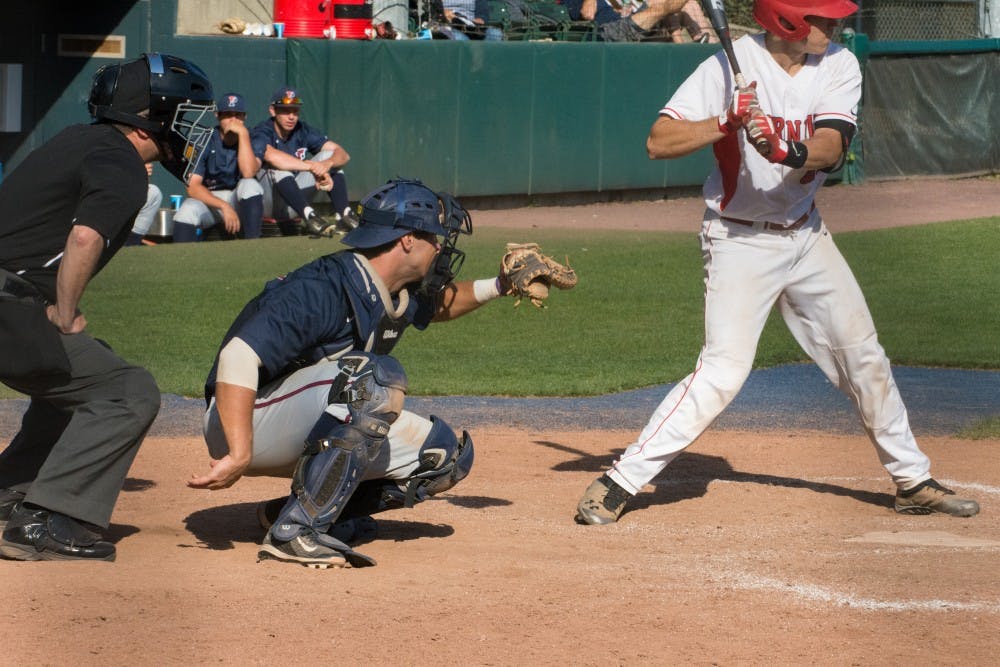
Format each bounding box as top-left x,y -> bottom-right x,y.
420,192 -> 472,296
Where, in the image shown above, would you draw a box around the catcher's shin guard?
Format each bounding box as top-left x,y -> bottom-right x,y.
270,354 -> 407,541
332,416 -> 474,518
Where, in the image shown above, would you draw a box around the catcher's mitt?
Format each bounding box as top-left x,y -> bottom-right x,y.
500,242 -> 578,308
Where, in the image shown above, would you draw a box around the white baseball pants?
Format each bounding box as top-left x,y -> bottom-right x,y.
609,211 -> 932,494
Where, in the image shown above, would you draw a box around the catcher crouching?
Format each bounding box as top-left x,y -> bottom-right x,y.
189,178 -> 576,568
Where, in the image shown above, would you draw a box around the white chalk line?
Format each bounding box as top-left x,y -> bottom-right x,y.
723,570 -> 1000,614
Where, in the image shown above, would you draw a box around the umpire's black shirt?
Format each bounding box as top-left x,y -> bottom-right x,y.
0,123 -> 147,302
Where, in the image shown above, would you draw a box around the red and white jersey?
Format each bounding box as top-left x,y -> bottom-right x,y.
660,33 -> 861,224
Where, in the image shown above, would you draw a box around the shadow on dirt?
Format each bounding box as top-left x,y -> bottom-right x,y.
181,501 -> 465,550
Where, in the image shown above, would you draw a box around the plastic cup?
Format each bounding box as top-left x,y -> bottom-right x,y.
170,195 -> 183,210
274,22 -> 285,38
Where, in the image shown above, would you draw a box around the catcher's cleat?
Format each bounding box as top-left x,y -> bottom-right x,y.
576,473 -> 630,525
0,488 -> 25,532
302,212 -> 336,238
257,530 -> 348,569
257,497 -> 378,545
0,504 -> 116,562
894,478 -> 979,517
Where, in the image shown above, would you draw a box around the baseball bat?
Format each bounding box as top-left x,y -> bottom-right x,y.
699,0 -> 772,155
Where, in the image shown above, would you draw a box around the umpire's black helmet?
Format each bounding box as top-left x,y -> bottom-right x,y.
88,53 -> 215,182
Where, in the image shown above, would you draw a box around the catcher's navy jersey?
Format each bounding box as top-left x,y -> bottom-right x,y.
205,251 -> 436,401
252,118 -> 329,160
193,128 -> 268,190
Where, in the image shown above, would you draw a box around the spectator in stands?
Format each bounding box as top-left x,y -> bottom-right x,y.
562,0 -> 687,41
666,0 -> 717,43
172,92 -> 266,242
125,163 -> 162,246
438,0 -> 504,40
253,85 -> 358,237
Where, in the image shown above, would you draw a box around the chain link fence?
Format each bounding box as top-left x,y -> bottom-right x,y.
724,0 -> 987,40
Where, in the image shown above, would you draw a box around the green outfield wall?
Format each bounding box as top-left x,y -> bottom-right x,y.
1,1 -> 997,199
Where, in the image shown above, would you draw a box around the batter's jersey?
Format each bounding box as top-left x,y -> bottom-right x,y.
660,33 -> 861,224
204,251 -> 436,401
0,123 -> 147,302
252,118 -> 329,162
193,128 -> 268,190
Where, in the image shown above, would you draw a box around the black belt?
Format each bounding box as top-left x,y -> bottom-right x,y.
721,205 -> 815,232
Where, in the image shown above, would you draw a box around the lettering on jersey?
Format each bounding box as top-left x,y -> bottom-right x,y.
295,147 -> 308,160
762,114 -> 815,142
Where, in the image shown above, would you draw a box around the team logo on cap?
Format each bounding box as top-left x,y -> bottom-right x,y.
225,95 -> 239,109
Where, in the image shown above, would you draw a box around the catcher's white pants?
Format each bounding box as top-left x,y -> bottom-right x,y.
608,211 -> 932,495
203,358 -> 432,480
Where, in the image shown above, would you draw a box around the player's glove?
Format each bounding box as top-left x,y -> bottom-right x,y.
500,242 -> 578,308
745,110 -> 808,169
718,81 -> 759,136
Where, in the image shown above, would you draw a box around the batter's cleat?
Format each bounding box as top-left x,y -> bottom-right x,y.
0,488 -> 25,532
257,497 -> 378,545
895,478 -> 979,517
302,212 -> 336,238
258,530 -> 348,569
576,473 -> 630,525
0,504 -> 116,562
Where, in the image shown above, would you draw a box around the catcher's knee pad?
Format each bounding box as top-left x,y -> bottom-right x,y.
324,353 -> 408,440
271,354 -> 408,539
402,416 -> 474,506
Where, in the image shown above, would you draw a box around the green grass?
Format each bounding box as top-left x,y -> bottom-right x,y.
4,219 -> 999,424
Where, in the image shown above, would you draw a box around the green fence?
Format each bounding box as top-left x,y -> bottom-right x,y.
288,39 -> 717,199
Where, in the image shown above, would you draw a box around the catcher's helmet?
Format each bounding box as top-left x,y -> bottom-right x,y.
342,178 -> 450,249
753,0 -> 857,41
88,53 -> 215,182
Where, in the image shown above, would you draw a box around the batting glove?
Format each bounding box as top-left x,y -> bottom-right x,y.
718,81 -> 759,136
745,110 -> 808,168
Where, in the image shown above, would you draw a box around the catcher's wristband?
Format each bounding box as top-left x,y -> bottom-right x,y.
473,277 -> 503,304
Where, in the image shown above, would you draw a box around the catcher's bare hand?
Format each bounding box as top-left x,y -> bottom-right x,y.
500,242 -> 578,308
188,454 -> 249,490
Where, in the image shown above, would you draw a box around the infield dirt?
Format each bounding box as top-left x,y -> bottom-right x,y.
2,177 -> 999,665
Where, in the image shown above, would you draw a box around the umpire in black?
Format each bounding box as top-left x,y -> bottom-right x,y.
0,54 -> 215,561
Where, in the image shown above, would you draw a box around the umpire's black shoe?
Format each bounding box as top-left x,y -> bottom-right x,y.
0,488 -> 25,531
0,504 -> 116,562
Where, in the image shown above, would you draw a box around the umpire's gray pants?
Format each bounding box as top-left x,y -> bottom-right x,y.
0,333 -> 160,527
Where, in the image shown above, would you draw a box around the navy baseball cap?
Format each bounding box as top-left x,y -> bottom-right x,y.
216,92 -> 246,113
270,85 -> 302,107
342,179 -> 447,249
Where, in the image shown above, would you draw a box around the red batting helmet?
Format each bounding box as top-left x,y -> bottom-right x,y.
753,0 -> 858,41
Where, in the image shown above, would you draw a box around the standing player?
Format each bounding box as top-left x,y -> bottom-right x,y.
189,178 -> 535,568
253,85 -> 358,237
0,54 -> 215,561
576,0 -> 980,524
171,92 -> 268,241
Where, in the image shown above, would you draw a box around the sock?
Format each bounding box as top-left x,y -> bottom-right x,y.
274,176 -> 310,218
238,195 -> 264,239
330,171 -> 349,214
172,221 -> 201,243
